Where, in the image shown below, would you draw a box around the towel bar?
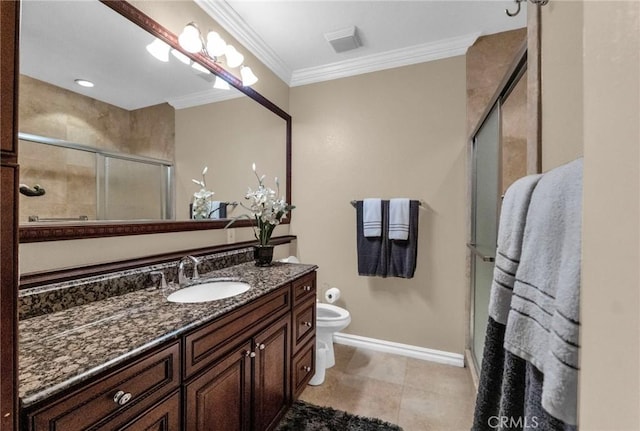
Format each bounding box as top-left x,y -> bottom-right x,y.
466,243 -> 495,263
349,200 -> 425,208
28,215 -> 89,222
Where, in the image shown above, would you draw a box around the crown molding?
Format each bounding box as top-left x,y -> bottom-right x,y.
196,0 -> 292,84
167,88 -> 244,110
290,33 -> 480,87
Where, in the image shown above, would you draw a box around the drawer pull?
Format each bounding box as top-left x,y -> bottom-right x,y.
302,366 -> 312,372
245,350 -> 256,358
256,343 -> 266,350
302,321 -> 312,327
303,285 -> 312,291
113,390 -> 132,406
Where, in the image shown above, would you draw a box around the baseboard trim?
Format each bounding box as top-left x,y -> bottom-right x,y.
333,333 -> 465,368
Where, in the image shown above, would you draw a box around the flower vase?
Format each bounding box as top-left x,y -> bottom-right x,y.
254,245 -> 274,267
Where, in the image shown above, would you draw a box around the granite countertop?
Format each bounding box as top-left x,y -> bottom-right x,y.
19,262 -> 317,408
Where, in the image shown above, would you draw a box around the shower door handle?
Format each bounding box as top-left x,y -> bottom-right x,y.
466,243 -> 495,263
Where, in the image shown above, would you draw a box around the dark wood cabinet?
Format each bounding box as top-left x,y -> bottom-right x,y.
21,272 -> 316,431
290,272 -> 317,397
102,392 -> 181,431
253,316 -> 290,431
24,342 -> 181,431
1,1 -> 20,430
185,342 -> 252,431
185,312 -> 291,431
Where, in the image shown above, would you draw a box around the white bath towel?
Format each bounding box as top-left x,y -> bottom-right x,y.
209,201 -> 222,219
363,199 -> 382,237
504,158 -> 583,425
388,198 -> 410,240
488,174 -> 543,325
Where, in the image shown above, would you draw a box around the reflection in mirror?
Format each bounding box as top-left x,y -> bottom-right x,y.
18,0 -> 288,228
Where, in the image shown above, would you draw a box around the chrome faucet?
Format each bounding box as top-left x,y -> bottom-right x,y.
178,255 -> 201,286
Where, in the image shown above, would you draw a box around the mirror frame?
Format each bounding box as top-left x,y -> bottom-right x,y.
18,0 -> 292,243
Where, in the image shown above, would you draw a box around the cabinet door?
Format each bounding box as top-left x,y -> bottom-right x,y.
253,315 -> 290,431
185,342 -> 252,431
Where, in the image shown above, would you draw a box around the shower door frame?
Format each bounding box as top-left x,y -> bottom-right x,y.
18,132 -> 174,221
467,45 -> 530,374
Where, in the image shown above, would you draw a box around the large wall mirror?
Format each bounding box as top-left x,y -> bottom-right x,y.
18,0 -> 291,242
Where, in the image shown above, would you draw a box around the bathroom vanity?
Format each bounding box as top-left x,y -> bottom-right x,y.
18,258 -> 317,431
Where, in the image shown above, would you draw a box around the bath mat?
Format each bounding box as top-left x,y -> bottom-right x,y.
275,400 -> 404,431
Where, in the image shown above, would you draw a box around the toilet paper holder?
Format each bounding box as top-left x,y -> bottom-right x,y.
324,287 -> 341,303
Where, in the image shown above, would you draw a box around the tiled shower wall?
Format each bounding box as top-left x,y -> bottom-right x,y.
466,28 -> 528,193
18,75 -> 175,222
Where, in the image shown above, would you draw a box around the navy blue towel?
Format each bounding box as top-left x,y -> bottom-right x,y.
356,200 -> 419,278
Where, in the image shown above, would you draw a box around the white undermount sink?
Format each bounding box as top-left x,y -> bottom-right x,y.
167,280 -> 251,303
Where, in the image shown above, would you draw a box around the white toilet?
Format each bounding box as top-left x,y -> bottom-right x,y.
278,257 -> 351,379
315,302 -> 351,369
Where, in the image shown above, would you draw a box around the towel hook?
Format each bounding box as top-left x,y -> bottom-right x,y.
505,0 -> 524,17
506,0 -> 549,17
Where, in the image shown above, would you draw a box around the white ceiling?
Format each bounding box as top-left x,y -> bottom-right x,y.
20,1 -> 241,111
19,1 -> 525,111
198,0 -> 527,86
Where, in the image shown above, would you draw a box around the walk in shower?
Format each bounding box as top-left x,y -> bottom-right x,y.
468,50 -> 530,371
18,133 -> 173,223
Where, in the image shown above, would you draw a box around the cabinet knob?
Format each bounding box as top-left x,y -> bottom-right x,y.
113,390 -> 132,406
302,366 -> 312,372
302,321 -> 312,327
256,343 -> 265,350
244,350 -> 256,358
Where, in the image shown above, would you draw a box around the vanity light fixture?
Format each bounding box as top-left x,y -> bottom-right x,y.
146,38 -> 170,62
240,66 -> 258,87
213,76 -> 230,90
74,79 -> 94,88
178,23 -> 203,53
224,45 -> 244,68
177,21 -> 258,87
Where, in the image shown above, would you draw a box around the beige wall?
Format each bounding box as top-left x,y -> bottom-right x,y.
536,0 -> 640,427
540,1 -> 584,171
580,1 -> 639,428
290,57 -> 467,354
175,96 -> 287,220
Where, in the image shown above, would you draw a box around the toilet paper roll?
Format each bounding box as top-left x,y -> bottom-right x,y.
325,287 -> 340,304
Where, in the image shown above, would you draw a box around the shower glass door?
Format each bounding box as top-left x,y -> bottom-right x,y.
470,104 -> 500,370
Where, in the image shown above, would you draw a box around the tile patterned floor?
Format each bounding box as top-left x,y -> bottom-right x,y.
299,344 -> 477,431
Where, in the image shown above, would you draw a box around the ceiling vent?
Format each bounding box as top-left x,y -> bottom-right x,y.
324,26 -> 362,53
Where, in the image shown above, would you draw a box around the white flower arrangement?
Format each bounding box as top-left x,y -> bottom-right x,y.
227,163 -> 294,245
191,166 -> 216,219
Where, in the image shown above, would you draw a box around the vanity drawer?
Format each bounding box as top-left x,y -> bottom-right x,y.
26,341 -> 180,431
184,285 -> 290,379
292,272 -> 316,306
292,338 -> 315,398
292,297 -> 316,354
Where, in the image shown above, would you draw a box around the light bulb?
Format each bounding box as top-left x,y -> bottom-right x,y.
206,31 -> 227,57
224,45 -> 244,68
240,66 -> 258,86
170,49 -> 190,65
74,79 -> 94,88
213,76 -> 230,90
146,38 -> 170,62
178,23 -> 203,53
